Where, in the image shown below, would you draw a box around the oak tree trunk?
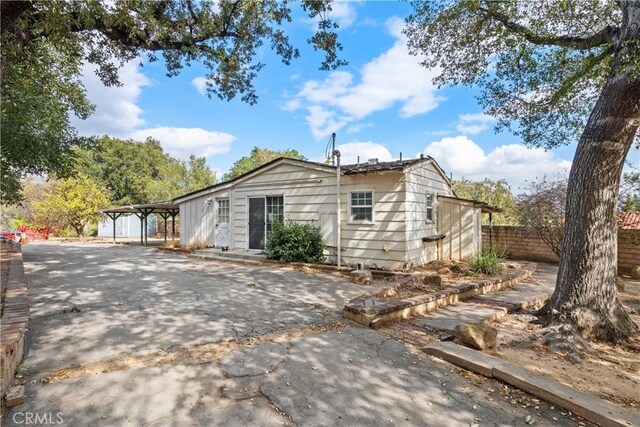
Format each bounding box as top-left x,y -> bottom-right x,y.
542,1 -> 640,342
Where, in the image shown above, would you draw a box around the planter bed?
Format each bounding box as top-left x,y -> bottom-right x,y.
343,262 -> 536,329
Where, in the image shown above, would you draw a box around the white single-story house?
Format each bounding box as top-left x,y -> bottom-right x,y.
173,156 -> 497,270
98,213 -> 157,238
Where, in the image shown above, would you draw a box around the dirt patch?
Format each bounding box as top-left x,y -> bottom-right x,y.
378,260 -> 525,301
494,308 -> 640,413
41,322 -> 347,384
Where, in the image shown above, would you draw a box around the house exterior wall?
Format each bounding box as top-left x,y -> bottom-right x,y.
176,159 -> 483,270
98,214 -> 157,238
339,172 -> 407,270
438,199 -> 482,261
179,189 -> 228,246
404,162 -> 454,267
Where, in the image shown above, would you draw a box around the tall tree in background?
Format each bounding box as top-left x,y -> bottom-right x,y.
74,136 -> 215,204
1,0 -> 345,203
185,155 -> 216,193
33,174 -> 110,237
452,178 -> 518,225
406,0 -> 639,341
223,147 -> 307,181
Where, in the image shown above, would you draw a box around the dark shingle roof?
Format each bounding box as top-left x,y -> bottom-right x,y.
341,157 -> 431,175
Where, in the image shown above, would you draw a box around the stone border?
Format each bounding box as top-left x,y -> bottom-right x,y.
1,241 -> 29,403
343,263 -> 536,328
424,342 -> 636,427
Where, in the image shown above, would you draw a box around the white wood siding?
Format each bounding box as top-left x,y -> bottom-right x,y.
404,162 -> 454,267
177,159 -> 480,270
179,189 -> 229,246
437,198 -> 482,261
339,172 -> 407,270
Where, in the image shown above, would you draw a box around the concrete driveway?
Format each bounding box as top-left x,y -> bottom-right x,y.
6,242 -> 576,426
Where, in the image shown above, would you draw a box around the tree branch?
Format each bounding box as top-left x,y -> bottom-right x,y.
480,7 -> 619,50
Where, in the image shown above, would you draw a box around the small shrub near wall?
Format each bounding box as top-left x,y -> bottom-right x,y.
265,221 -> 325,264
469,248 -> 505,276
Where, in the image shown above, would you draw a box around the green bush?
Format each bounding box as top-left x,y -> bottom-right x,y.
468,248 -> 505,276
264,221 -> 325,264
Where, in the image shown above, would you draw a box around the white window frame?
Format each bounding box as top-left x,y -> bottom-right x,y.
349,190 -> 375,224
216,198 -> 230,224
426,193 -> 436,223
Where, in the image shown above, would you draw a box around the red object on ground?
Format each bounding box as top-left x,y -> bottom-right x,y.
17,225 -> 49,240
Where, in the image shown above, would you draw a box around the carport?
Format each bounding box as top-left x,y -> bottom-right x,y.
99,202 -> 179,246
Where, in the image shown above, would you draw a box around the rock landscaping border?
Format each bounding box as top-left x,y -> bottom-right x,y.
1,241 -> 29,406
343,263 -> 536,329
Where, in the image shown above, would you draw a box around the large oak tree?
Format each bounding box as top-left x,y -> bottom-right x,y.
1,0 -> 344,204
406,0 -> 639,341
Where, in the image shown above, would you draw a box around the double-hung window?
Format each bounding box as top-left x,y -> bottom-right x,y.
350,191 -> 373,222
426,193 -> 435,222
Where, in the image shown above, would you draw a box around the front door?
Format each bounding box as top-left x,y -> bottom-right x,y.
215,198 -> 231,248
248,197 -> 266,250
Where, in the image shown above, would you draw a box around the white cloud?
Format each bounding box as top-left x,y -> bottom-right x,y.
192,76 -> 208,96
286,16 -> 443,139
128,127 -> 236,160
72,61 -> 151,136
423,136 -> 571,191
329,1 -> 357,28
73,61 -> 237,160
337,141 -> 393,165
456,113 -> 495,135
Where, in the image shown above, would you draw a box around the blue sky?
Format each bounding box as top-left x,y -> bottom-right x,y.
71,0 -> 620,193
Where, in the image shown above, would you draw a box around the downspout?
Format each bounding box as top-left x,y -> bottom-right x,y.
334,149 -> 341,267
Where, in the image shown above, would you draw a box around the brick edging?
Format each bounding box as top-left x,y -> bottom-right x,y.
1,242 -> 29,402
343,263 -> 536,328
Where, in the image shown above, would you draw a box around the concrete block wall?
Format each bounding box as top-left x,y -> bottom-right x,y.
482,226 -> 640,274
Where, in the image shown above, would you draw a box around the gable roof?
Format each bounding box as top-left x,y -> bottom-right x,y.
173,157 -> 333,203
173,155 -> 451,204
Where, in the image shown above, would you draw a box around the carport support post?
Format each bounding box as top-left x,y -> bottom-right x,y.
158,212 -> 170,242
106,213 -> 123,244
136,213 -> 144,245
170,210 -> 178,241
489,212 -> 494,250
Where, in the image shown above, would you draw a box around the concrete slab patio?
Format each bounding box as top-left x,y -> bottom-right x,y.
5,242 -> 581,426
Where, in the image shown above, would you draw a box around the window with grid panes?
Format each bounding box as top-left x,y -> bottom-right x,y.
217,199 -> 229,223
350,191 -> 373,222
266,196 -> 284,232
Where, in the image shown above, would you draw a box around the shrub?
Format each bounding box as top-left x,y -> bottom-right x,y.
468,248 -> 505,276
265,221 -> 324,264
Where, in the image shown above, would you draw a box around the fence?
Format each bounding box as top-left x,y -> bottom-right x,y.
482,226 -> 640,274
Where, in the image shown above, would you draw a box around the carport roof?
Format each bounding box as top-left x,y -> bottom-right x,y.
438,195 -> 503,213
99,202 -> 179,215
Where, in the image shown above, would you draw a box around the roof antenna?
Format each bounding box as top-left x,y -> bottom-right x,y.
325,132 -> 337,166
357,156 -> 359,165
400,152 -> 403,162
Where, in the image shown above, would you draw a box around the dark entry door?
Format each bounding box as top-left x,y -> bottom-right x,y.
248,197 -> 266,249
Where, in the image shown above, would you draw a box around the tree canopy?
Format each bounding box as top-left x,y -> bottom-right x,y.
1,0 -> 345,204
74,136 -> 216,205
406,0 -> 633,150
452,178 -> 518,225
222,146 -> 306,181
32,174 -> 111,237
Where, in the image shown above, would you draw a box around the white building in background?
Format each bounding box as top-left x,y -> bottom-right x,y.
98,213 -> 157,238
